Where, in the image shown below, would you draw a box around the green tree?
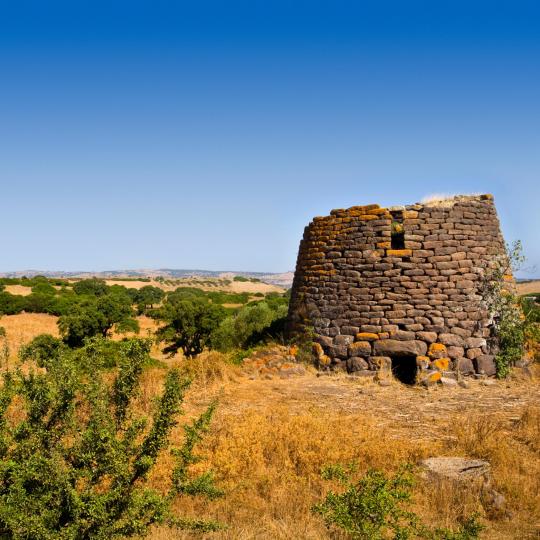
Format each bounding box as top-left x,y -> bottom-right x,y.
155,296 -> 225,357
73,278 -> 109,297
211,300 -> 289,351
0,339 -> 221,539
135,286 -> 165,314
58,294 -> 139,347
0,292 -> 26,315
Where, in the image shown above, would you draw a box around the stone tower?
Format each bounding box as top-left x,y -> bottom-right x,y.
287,194 -> 506,382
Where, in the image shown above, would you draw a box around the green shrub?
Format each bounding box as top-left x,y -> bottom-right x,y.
154,296 -> 226,357
481,241 -> 538,377
314,464 -> 483,540
232,275 -> 249,282
58,294 -> 138,347
0,292 -> 26,315
73,278 -> 109,297
211,301 -> 288,351
31,282 -> 57,295
0,339 -> 221,538
19,334 -> 66,368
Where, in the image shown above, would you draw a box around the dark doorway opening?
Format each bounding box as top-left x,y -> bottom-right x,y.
391,356 -> 417,385
390,210 -> 405,249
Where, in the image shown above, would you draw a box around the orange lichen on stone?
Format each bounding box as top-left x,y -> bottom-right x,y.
403,210 -> 419,219
319,355 -> 331,366
288,345 -> 299,357
386,249 -> 413,257
424,371 -> 442,384
377,241 -> 391,249
312,342 -> 324,358
355,332 -> 379,341
431,358 -> 450,371
428,343 -> 447,360
416,356 -> 430,372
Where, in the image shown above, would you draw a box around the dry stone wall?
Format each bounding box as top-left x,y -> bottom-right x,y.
287,194 -> 506,382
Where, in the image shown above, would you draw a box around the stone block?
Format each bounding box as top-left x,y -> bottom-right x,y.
370,356 -> 392,370
428,343 -> 447,359
355,332 -> 380,341
456,357 -> 475,375
346,357 -> 369,372
474,355 -> 496,377
438,333 -> 465,347
374,339 -> 427,357
348,341 -> 372,357
431,357 -> 450,371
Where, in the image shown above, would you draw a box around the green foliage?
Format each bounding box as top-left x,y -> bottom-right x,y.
73,278 -> 109,297
232,275 -> 249,282
31,282 -> 57,295
0,292 -> 26,315
314,464 -> 483,540
134,286 -> 165,314
58,293 -> 138,348
0,341 -> 221,538
481,241 -> 537,377
154,296 -> 226,357
210,299 -> 288,352
19,334 -> 67,368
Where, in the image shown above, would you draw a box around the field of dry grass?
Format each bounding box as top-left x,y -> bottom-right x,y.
517,280 -> 540,295
139,354 -> 540,539
1,311 -> 539,538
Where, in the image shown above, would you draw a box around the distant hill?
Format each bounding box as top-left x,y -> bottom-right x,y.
0,268 -> 294,288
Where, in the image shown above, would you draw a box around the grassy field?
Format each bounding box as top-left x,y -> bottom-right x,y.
1,277 -> 539,539
0,310 -> 539,538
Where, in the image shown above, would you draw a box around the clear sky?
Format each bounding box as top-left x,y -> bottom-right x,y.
1,1 -> 539,276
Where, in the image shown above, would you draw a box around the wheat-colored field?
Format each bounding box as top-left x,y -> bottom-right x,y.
145,355 -> 540,539
517,280 -> 540,295
1,309 -> 539,538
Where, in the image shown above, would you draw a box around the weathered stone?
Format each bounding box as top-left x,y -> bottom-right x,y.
370,356 -> 392,370
456,357 -> 475,375
428,343 -> 447,359
474,355 -> 497,376
346,357 -> 369,372
348,341 -> 372,357
374,339 -> 427,357
287,195 -> 507,383
355,332 -> 379,341
438,333 -> 465,347
416,331 -> 438,343
421,457 -> 491,482
420,370 -> 441,387
431,358 -> 450,371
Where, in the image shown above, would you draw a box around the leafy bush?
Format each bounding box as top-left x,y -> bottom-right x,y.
481,241 -> 538,377
58,294 -> 139,347
73,278 -> 109,297
0,292 -> 26,315
314,464 -> 483,540
19,333 -> 66,368
154,296 -> 226,357
232,275 -> 249,282
31,281 -> 57,295
0,338 -> 221,538
211,300 -> 288,351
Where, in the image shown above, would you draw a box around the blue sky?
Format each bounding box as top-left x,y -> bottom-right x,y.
0,1 -> 539,275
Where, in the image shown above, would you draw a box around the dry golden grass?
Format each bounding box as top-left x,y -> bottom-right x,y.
133,357 -> 540,540
517,280 -> 540,295
0,313 -> 59,357
1,310 -> 538,538
3,284 -> 33,296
